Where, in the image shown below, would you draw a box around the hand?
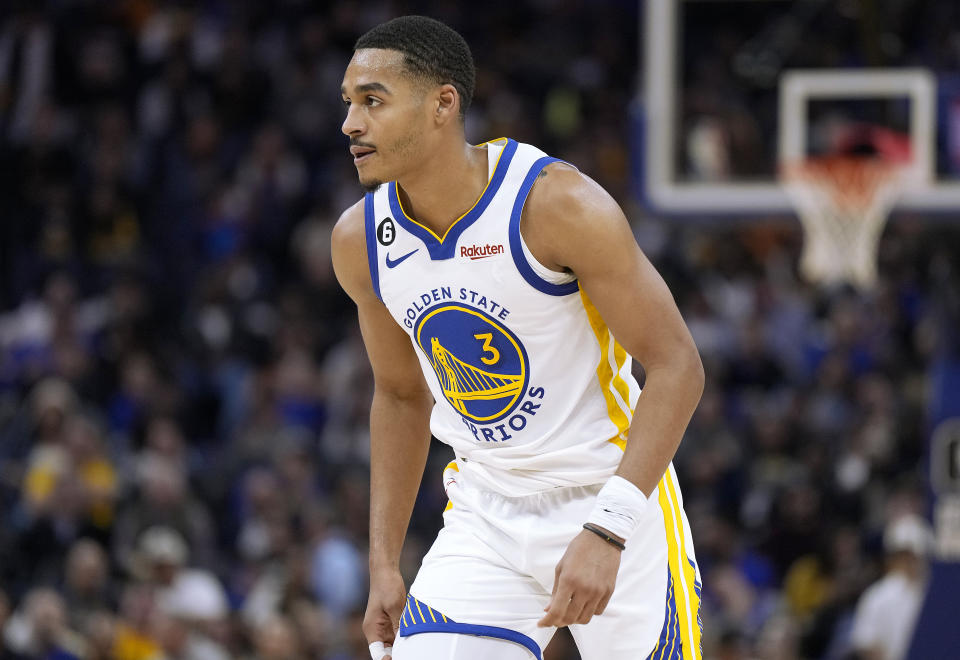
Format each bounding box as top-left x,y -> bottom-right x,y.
537,529 -> 622,628
363,567 -> 407,657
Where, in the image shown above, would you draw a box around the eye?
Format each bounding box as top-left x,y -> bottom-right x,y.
366,96 -> 382,107
342,98 -> 351,107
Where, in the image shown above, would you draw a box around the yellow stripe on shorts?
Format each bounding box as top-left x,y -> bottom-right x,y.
657,470 -> 702,660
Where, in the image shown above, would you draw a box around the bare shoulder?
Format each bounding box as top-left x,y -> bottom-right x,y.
331,198 -> 373,302
521,162 -> 632,272
525,162 -> 624,226
332,198 -> 365,250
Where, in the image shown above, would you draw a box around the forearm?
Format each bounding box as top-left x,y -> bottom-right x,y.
616,351 -> 704,497
368,387 -> 434,571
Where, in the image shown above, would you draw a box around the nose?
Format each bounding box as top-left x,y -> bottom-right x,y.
341,103 -> 365,137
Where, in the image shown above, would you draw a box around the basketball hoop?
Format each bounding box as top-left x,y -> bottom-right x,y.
781,152 -> 915,290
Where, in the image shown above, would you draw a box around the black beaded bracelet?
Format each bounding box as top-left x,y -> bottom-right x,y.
582,523 -> 626,551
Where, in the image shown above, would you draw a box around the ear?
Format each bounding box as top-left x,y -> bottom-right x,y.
434,84 -> 460,126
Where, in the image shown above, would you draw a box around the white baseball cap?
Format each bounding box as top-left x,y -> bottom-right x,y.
138,526 -> 189,565
883,514 -> 934,556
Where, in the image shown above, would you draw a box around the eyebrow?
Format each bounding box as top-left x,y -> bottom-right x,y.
340,82 -> 392,95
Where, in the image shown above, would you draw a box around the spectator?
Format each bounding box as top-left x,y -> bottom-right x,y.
0,587 -> 26,659
248,616 -> 303,660
135,526 -> 228,628
306,507 -> 364,621
111,583 -> 161,660
849,514 -> 933,660
61,539 -> 115,634
151,610 -> 228,660
2,588 -> 87,659
113,455 -> 216,573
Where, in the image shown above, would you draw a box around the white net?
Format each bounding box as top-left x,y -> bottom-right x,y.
781,156 -> 911,290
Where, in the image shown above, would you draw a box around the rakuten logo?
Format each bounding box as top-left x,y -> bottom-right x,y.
461,244 -> 504,260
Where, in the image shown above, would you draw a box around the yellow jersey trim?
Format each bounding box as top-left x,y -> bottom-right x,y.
579,286 -> 632,450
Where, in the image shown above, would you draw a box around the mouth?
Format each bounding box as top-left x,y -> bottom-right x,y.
350,145 -> 376,164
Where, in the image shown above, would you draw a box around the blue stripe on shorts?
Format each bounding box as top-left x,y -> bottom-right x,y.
399,594 -> 542,659
645,567 -> 684,660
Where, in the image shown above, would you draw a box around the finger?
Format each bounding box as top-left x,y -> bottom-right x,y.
386,601 -> 406,632
544,575 -> 574,614
560,592 -> 593,626
538,583 -> 576,627
547,570 -> 573,610
382,625 -> 396,646
595,592 -> 612,616
575,595 -> 602,624
560,593 -> 592,627
383,614 -> 399,645
364,611 -> 398,646
390,610 -> 401,635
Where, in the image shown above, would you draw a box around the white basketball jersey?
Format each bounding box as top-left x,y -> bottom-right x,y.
364,138 -> 641,496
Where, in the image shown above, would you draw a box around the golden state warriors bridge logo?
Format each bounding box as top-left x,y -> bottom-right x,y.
415,304 -> 528,423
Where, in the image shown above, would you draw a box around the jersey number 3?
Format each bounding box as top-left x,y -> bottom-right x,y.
474,333 -> 500,365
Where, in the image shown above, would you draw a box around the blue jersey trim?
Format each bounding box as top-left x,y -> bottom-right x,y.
399,595 -> 541,659
388,139 -> 519,260
508,157 -> 580,296
363,193 -> 381,301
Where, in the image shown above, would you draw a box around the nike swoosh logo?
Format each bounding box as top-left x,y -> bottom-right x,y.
385,248 -> 419,268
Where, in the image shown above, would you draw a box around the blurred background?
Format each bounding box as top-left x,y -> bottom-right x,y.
0,1 -> 958,659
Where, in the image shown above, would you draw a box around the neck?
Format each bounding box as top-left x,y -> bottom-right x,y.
395,137 -> 489,239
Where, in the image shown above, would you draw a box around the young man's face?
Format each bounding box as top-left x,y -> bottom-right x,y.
340,49 -> 431,191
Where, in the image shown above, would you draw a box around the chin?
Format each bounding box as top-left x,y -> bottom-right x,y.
359,177 -> 384,193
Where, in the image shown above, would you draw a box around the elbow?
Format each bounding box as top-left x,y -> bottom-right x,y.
642,339 -> 704,403
670,339 -> 705,404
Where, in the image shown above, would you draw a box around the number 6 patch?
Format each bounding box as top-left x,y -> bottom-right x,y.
377,218 -> 396,246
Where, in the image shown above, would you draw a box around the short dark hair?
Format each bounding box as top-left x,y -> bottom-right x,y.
354,16 -> 475,121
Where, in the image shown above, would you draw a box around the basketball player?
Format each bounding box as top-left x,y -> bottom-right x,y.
332,16 -> 704,660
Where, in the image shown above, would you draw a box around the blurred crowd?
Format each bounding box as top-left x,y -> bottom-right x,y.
0,1 -> 957,660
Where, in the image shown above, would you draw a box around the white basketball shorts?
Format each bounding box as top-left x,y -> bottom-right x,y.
395,461 -> 703,660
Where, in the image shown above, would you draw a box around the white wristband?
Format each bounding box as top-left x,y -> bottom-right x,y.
587,476 -> 650,543
369,641 -> 392,660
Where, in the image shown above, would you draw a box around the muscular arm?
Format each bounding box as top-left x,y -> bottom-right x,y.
526,165 -> 704,628
523,164 -> 704,498
331,201 -> 434,644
